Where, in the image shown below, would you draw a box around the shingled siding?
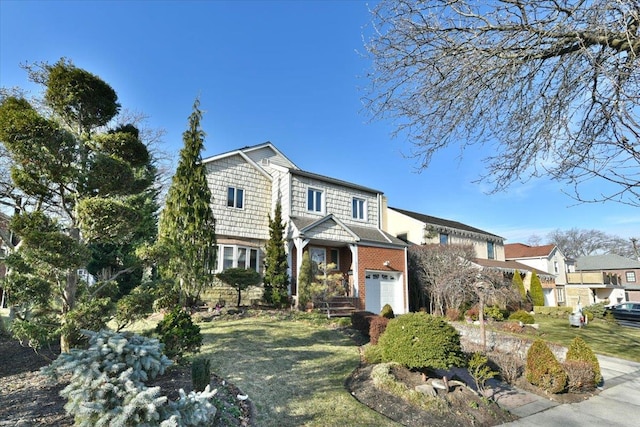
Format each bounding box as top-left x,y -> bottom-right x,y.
205,154 -> 271,240
290,175 -> 379,228
303,219 -> 355,242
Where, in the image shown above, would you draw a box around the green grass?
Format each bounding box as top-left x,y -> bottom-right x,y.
532,315 -> 640,362
197,313 -> 399,427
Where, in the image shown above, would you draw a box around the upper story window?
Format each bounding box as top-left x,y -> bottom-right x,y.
554,261 -> 559,274
307,188 -> 324,213
220,245 -> 259,272
487,241 -> 495,260
439,233 -> 449,245
352,197 -> 366,220
227,187 -> 244,209
626,271 -> 636,283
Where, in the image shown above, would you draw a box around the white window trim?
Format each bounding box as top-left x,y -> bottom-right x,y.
352,197 -> 367,221
218,245 -> 259,272
307,187 -> 324,214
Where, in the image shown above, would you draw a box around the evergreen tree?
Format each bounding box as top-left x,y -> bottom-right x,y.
0,59 -> 157,352
529,271 -> 545,306
262,200 -> 290,307
157,99 -> 216,306
512,270 -> 526,300
296,251 -> 314,310
217,268 -> 262,308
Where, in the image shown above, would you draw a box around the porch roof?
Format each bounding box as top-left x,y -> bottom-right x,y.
290,215 -> 407,248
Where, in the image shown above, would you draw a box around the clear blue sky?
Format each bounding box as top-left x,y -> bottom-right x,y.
1,0 -> 638,244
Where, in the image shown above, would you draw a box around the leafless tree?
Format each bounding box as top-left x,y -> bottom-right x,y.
547,227 -> 638,258
365,0 -> 640,205
409,244 -> 481,315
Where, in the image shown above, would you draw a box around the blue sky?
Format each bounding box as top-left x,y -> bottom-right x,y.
1,0 -> 638,244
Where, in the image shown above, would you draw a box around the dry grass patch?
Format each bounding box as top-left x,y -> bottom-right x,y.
198,314 -> 399,427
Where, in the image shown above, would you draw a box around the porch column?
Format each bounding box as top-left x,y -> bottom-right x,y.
349,244 -> 358,298
293,237 -> 309,309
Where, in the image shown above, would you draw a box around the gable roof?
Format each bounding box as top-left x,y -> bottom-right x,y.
389,207 -> 503,240
505,243 -> 556,259
290,215 -> 406,248
575,254 -> 640,271
201,142 -> 298,170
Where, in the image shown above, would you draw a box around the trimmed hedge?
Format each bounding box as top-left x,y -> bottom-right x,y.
377,312 -> 464,370
351,311 -> 377,337
508,309 -> 535,324
566,336 -> 602,385
525,339 -> 567,393
369,316 -> 389,345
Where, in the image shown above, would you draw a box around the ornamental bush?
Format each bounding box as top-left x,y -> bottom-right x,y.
369,316 -> 389,345
41,329 -> 217,426
563,360 -> 596,392
350,311 -> 377,337
380,303 -> 395,319
566,336 -> 602,385
508,309 -> 535,324
525,339 -> 567,394
377,312 -> 465,370
156,307 -> 202,361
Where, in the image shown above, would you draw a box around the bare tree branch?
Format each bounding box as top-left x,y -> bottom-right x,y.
364,0 -> 640,205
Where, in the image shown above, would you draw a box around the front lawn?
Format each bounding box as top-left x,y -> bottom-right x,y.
197,313 -> 399,427
531,315 -> 640,362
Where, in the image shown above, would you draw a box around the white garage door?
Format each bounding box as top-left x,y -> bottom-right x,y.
365,271 -> 404,315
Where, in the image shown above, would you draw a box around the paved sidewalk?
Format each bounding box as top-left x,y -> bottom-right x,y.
497,354 -> 640,426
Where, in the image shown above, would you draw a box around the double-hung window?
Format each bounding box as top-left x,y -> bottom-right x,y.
307,188 -> 323,213
219,245 -> 259,272
352,197 -> 366,221
227,187 -> 244,209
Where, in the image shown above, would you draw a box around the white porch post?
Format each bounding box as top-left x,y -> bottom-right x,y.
293,237 -> 309,309
349,244 -> 358,298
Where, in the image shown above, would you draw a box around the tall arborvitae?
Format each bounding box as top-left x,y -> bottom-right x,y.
262,200 -> 290,307
529,271 -> 545,306
158,98 -> 216,306
512,269 -> 526,300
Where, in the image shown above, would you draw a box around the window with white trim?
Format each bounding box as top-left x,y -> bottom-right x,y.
352,197 -> 366,220
556,287 -> 565,303
227,187 -> 244,209
307,188 -> 324,213
218,245 -> 259,272
626,271 -> 636,283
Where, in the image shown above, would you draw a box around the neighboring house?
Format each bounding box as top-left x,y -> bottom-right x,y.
385,207 -> 505,261
383,207 -> 556,306
202,143 -> 409,314
505,243 -> 568,307
567,254 -> 640,306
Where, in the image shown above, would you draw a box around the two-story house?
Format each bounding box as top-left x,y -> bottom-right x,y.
566,254 -> 640,306
202,143 -> 408,314
505,243 -> 567,307
383,208 -> 555,307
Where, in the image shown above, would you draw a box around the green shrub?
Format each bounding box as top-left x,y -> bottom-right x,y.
351,311 -> 377,337
369,316 -> 389,345
484,305 -> 506,321
156,307 -> 202,361
563,360 -> 596,392
582,302 -> 608,320
468,352 -> 497,395
529,271 -> 545,307
191,357 -> 211,392
534,306 -> 573,317
380,303 -> 395,319
41,330 -> 217,426
525,339 -> 567,393
508,309 -> 535,324
566,336 -> 602,385
377,312 -> 465,370
362,342 -> 385,364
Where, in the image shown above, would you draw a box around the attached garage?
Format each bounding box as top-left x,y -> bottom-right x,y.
364,270 -> 405,315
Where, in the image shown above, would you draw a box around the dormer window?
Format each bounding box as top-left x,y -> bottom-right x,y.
352,197 -> 366,220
